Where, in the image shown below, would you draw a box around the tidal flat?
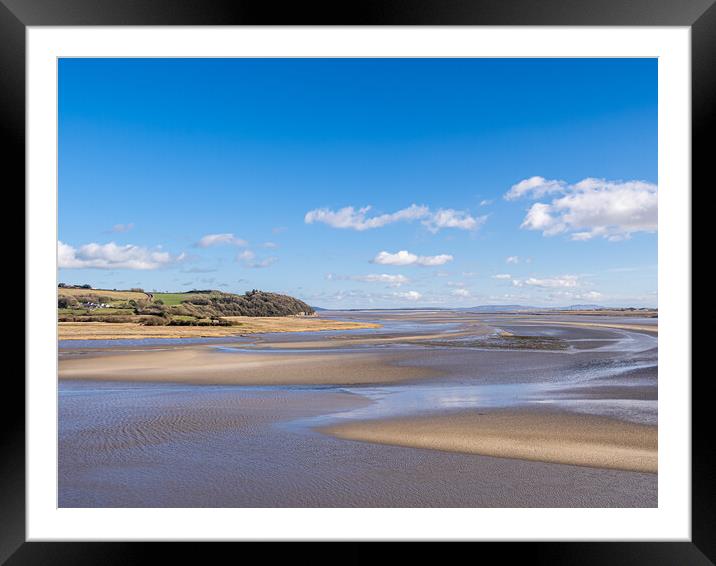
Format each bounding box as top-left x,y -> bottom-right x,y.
59,310 -> 658,507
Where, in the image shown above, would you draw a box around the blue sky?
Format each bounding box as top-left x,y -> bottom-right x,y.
58,58 -> 657,308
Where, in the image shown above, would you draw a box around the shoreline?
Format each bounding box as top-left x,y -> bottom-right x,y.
58,317 -> 381,341
319,408 -> 657,473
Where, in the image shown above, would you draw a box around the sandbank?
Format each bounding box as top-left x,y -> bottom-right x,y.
58,317 -> 380,340
59,347 -> 440,385
320,409 -> 657,473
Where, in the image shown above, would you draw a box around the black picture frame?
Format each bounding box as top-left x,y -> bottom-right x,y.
4,0 -> 707,562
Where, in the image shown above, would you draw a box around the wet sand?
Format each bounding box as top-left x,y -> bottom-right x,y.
59,347 -> 441,385
58,310 -> 658,507
320,408 -> 657,473
512,319 -> 658,334
59,380 -> 657,508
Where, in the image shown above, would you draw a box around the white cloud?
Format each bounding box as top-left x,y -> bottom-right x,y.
305,204 -> 428,231
58,241 -> 178,270
451,288 -> 471,298
493,273 -> 512,280
510,177 -> 657,240
371,250 -> 453,267
479,199 -> 493,206
512,275 -> 580,288
305,204 -> 484,233
505,176 -> 566,201
394,290 -> 422,301
262,242 -> 278,249
422,209 -> 487,233
197,233 -> 248,248
506,256 -> 519,264
520,203 -> 566,236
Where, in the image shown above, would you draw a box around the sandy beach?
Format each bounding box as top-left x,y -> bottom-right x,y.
320,408 -> 657,473
58,316 -> 381,340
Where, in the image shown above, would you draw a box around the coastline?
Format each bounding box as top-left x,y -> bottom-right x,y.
58,317 -> 381,340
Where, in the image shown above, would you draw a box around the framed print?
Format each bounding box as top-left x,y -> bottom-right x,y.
5,0 -> 709,561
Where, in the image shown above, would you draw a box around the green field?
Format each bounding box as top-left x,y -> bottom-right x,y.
153,293 -> 193,306
58,307 -> 135,316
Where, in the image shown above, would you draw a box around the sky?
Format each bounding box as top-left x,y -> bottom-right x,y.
58,58 -> 657,309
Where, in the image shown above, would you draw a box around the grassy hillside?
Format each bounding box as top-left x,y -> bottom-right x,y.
58,287 -> 315,326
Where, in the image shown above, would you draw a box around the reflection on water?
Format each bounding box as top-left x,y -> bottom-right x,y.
533,398 -> 658,426
290,383 -> 543,430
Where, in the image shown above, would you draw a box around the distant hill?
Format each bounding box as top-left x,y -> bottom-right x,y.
58,287 -> 315,326
462,305 -> 540,313
165,289 -> 315,318
459,304 -> 613,313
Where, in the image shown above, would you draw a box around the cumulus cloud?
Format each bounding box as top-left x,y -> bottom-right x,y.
505,176 -> 567,201
493,273 -> 512,280
506,256 -> 519,264
520,203 -> 565,236
371,250 -> 454,267
197,233 -> 248,248
512,275 -> 580,288
508,177 -> 657,240
305,204 -> 484,233
305,204 -> 427,231
58,241 -> 178,270
422,209 -> 486,233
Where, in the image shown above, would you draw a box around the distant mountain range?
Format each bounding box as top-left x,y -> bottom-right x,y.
313,303 -> 658,313
462,304 -> 606,312
313,304 -> 608,312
